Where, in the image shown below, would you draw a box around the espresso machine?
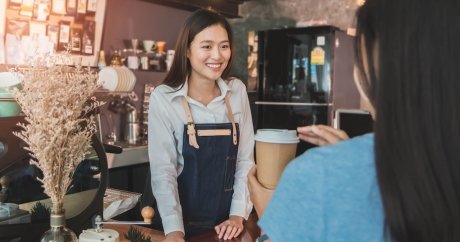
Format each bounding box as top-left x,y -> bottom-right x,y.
107,93 -> 140,146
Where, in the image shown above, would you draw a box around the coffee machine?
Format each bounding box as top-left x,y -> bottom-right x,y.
107,93 -> 140,145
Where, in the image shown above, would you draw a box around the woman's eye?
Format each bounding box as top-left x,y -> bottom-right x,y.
220,44 -> 230,49
201,45 -> 212,49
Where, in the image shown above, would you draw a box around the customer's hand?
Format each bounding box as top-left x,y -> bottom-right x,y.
214,215 -> 244,240
162,231 -> 185,242
297,125 -> 349,146
248,166 -> 274,219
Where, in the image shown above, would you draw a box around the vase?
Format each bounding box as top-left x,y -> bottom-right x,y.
40,211 -> 78,242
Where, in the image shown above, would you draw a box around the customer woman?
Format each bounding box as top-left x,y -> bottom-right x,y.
249,0 -> 460,241
146,9 -> 254,242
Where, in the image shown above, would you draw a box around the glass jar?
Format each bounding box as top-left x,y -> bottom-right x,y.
40,213 -> 77,242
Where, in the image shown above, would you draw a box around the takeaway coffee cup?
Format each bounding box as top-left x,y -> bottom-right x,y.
255,129 -> 299,189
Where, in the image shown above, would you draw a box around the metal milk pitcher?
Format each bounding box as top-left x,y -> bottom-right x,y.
126,109 -> 139,145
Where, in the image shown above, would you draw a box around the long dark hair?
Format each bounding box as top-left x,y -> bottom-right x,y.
355,0 -> 460,241
163,9 -> 234,88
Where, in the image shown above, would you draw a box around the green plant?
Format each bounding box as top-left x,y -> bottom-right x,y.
30,201 -> 51,221
124,226 -> 152,242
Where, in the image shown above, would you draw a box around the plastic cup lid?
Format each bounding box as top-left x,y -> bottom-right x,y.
255,129 -> 299,144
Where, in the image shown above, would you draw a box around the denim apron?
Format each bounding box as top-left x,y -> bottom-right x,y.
143,94 -> 239,237
178,95 -> 239,236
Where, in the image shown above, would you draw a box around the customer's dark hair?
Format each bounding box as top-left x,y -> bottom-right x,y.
163,9 -> 234,88
355,0 -> 460,241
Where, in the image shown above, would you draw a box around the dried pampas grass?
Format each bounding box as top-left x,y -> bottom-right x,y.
11,52 -> 103,214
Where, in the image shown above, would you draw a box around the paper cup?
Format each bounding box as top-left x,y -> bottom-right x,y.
143,40 -> 156,53
255,129 -> 299,189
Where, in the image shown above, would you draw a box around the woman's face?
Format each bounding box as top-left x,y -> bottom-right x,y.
187,24 -> 231,83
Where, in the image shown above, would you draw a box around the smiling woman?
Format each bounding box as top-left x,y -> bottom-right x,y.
142,9 -> 255,242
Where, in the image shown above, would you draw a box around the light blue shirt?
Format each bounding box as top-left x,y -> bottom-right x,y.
259,133 -> 385,242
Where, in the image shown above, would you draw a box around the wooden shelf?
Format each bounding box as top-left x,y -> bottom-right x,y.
132,69 -> 167,73
138,0 -> 251,18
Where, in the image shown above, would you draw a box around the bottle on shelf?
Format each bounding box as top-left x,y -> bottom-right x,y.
98,50 -> 107,69
110,50 -> 124,66
127,39 -> 139,70
70,26 -> 82,54
57,20 -> 71,51
81,20 -> 95,55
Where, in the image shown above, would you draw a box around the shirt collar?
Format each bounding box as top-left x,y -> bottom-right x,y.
169,77 -> 231,102
169,79 -> 189,101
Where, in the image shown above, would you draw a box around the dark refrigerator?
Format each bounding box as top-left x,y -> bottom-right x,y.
248,26 -> 360,155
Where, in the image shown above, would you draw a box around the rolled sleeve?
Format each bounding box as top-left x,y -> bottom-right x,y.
148,88 -> 185,234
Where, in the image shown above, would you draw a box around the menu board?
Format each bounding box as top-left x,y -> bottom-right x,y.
0,0 -> 106,66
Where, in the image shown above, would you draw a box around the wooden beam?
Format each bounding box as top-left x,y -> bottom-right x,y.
138,0 -> 248,18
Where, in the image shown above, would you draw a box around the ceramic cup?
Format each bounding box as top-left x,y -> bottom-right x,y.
156,41 -> 166,54
127,56 -> 139,70
254,129 -> 299,189
142,40 -> 156,53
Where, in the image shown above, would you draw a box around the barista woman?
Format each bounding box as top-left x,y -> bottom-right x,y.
146,9 -> 254,242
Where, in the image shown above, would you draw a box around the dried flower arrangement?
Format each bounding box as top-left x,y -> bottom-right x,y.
10,52 -> 103,215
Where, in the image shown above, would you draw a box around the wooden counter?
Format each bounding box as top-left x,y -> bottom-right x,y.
105,213 -> 260,242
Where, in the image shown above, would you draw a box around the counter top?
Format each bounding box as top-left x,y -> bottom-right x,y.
106,145 -> 149,169
104,212 -> 260,242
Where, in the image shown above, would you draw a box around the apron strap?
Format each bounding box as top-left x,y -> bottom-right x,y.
180,93 -> 238,149
181,96 -> 200,149
224,95 -> 238,146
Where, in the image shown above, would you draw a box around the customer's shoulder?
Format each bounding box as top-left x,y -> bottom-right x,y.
313,133 -> 373,155
333,133 -> 374,151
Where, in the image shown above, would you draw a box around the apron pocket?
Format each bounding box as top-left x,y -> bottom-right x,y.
223,155 -> 236,191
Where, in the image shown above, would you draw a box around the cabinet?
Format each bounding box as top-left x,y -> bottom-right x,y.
107,145 -> 150,221
108,162 -> 149,221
